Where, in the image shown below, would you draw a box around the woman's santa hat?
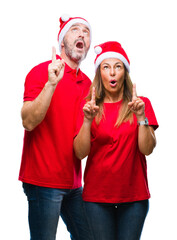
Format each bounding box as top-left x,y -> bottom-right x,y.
94,41 -> 130,72
57,14 -> 92,52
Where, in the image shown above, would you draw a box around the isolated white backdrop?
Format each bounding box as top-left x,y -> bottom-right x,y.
1,0 -> 177,239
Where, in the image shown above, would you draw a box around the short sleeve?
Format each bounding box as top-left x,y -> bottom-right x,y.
23,62 -> 49,102
141,97 -> 159,130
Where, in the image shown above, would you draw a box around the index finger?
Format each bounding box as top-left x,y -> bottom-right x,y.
52,46 -> 56,62
132,83 -> 137,100
91,87 -> 96,104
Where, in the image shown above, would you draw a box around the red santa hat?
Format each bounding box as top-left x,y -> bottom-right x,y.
57,14 -> 92,52
94,41 -> 130,72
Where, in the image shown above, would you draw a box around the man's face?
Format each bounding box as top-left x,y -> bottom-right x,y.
62,23 -> 90,63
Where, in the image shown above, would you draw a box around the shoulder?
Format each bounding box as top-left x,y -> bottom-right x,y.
25,59 -> 52,87
28,59 -> 52,75
25,59 -> 52,83
139,96 -> 152,105
139,96 -> 156,112
139,96 -> 149,101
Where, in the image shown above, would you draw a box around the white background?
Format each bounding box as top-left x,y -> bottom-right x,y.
1,0 -> 177,239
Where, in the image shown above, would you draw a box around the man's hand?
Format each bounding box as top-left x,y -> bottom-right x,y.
48,46 -> 65,86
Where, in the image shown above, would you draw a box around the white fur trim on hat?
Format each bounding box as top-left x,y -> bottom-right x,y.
58,18 -> 91,52
95,52 -> 130,72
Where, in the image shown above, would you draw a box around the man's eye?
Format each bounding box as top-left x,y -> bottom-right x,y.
72,28 -> 78,32
83,30 -> 89,35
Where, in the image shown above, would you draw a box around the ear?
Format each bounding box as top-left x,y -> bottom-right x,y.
61,41 -> 64,47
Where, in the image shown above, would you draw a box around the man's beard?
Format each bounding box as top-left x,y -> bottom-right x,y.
63,38 -> 88,63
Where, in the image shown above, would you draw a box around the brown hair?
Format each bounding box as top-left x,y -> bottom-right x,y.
86,65 -> 134,127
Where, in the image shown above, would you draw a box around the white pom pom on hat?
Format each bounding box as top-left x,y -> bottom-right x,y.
94,46 -> 102,55
94,41 -> 130,72
57,14 -> 92,53
61,14 -> 70,22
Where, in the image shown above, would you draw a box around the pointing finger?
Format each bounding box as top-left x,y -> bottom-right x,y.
132,83 -> 137,101
91,87 -> 96,104
52,46 -> 56,62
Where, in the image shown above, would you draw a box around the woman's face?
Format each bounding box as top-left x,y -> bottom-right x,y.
100,58 -> 125,100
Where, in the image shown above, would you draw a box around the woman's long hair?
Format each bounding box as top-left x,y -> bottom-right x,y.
86,65 -> 134,127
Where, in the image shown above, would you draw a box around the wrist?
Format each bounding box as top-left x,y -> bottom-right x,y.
136,113 -> 146,122
138,117 -> 149,126
45,81 -> 57,90
83,117 -> 93,126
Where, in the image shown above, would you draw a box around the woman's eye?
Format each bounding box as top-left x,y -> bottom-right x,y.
103,66 -> 108,69
115,65 -> 122,70
116,65 -> 121,68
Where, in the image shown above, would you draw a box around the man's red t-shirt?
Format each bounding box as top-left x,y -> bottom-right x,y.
19,56 -> 91,189
81,97 -> 158,203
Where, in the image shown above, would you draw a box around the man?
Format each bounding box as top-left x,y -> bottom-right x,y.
19,15 -> 93,240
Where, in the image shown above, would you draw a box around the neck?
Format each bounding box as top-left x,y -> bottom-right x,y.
104,95 -> 123,103
104,89 -> 124,103
60,51 -> 80,71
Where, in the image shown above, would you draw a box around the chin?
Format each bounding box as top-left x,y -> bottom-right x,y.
72,51 -> 86,62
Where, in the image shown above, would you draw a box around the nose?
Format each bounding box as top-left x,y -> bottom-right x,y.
78,29 -> 84,38
110,67 -> 115,76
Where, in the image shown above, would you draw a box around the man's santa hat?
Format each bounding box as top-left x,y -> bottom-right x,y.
94,41 -> 130,72
57,14 -> 92,52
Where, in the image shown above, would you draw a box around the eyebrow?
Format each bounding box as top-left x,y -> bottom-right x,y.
71,24 -> 90,32
102,61 -> 123,65
115,61 -> 123,65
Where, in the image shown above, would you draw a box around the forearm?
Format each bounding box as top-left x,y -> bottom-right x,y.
138,125 -> 156,156
74,118 -> 92,160
21,81 -> 56,131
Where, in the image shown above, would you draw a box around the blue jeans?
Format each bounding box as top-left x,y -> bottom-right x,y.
83,200 -> 149,240
22,183 -> 93,240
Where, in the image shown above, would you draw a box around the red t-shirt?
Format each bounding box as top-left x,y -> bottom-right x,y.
81,97 -> 158,203
19,56 -> 91,189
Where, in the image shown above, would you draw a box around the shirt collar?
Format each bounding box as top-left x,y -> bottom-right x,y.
56,55 -> 83,82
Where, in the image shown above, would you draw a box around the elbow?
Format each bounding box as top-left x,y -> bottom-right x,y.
139,135 -> 157,156
74,149 -> 88,160
75,153 -> 86,160
140,143 -> 156,156
144,148 -> 154,156
22,119 -> 35,131
22,123 -> 34,132
73,140 -> 89,160
21,111 -> 39,131
140,148 -> 153,156
21,106 -> 35,131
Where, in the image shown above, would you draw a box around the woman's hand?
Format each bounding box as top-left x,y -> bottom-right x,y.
74,87 -> 99,160
128,84 -> 145,121
83,87 -> 99,122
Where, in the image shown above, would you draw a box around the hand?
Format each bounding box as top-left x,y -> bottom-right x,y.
83,87 -> 99,122
48,46 -> 65,86
128,84 -> 145,120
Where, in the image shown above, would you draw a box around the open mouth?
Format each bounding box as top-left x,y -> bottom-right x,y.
76,41 -> 84,49
110,80 -> 117,87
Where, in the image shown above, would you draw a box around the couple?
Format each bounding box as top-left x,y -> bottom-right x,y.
19,15 -> 158,240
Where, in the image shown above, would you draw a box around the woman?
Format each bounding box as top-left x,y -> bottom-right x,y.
74,41 -> 158,240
